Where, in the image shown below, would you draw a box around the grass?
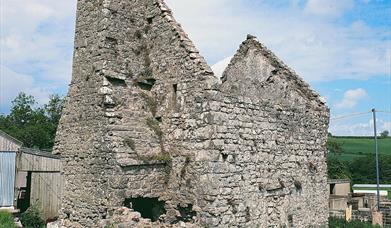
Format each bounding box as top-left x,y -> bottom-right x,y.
152,153 -> 172,162
0,211 -> 16,228
329,137 -> 391,161
329,217 -> 382,228
140,93 -> 157,116
146,117 -> 163,139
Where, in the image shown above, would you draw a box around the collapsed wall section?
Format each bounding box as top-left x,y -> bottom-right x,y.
55,0 -> 218,226
98,0 -> 217,223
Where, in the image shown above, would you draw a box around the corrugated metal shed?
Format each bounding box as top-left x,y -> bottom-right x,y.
0,130 -> 22,208
0,131 -> 63,219
0,152 -> 16,207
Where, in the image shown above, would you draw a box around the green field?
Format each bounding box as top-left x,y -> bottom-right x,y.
329,137 -> 391,161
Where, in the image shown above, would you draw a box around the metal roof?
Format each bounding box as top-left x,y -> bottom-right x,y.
353,184 -> 391,188
20,147 -> 60,159
328,179 -> 350,184
0,130 -> 23,146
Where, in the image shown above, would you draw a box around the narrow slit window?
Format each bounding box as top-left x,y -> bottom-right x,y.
172,84 -> 178,106
106,76 -> 126,87
137,78 -> 156,91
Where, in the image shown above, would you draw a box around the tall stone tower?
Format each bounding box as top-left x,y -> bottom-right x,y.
54,0 -> 330,227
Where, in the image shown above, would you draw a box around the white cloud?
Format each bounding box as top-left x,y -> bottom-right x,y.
329,118 -> 391,136
0,1 -> 76,77
1,0 -> 390,115
0,65 -> 51,112
211,56 -> 232,79
335,88 -> 368,109
0,0 -> 77,111
166,0 -> 390,82
382,121 -> 391,132
304,0 -> 354,17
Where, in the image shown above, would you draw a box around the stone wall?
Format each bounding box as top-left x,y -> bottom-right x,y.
53,1 -> 113,225
54,0 -> 330,227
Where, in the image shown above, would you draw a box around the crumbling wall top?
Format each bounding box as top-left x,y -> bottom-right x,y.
221,34 -> 327,109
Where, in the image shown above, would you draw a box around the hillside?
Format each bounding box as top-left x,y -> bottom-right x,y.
328,136 -> 391,161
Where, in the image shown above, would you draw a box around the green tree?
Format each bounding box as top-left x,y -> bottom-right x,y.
44,94 -> 64,125
9,93 -> 37,128
327,137 -> 344,156
380,130 -> 389,138
349,154 -> 391,184
43,94 -> 65,147
327,156 -> 351,179
0,92 -> 64,150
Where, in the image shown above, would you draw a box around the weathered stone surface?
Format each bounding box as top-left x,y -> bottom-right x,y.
54,0 -> 329,227
99,207 -> 199,228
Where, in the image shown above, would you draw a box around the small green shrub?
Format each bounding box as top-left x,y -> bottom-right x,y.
0,211 -> 16,228
329,217 -> 382,228
20,203 -> 45,228
146,117 -> 163,139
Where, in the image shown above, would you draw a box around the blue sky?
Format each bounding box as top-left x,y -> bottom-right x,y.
0,0 -> 390,136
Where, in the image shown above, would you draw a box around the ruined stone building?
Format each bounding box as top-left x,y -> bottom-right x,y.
53,0 -> 330,227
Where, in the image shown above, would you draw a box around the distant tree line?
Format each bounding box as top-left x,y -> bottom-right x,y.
328,131 -> 390,139
327,137 -> 391,184
380,130 -> 389,138
0,92 -> 64,150
328,155 -> 391,184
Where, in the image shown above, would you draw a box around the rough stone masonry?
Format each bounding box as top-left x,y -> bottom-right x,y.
53,0 -> 330,227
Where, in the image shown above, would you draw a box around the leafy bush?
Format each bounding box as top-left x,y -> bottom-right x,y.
0,211 -> 16,228
329,217 -> 382,228
327,156 -> 351,179
0,92 -> 64,150
349,154 -> 391,185
20,203 -> 45,228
